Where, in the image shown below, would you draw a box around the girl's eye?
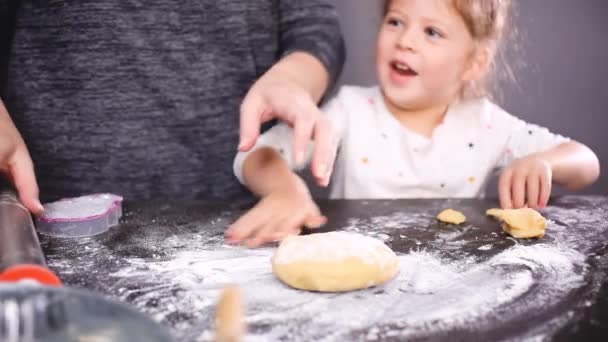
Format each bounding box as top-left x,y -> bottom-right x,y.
425,27 -> 443,38
387,18 -> 403,28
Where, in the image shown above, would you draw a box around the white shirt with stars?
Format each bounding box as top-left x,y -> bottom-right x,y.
234,86 -> 570,199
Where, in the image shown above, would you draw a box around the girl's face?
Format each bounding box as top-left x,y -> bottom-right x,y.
376,0 -> 487,111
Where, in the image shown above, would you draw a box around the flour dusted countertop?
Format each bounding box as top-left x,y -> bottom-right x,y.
40,196 -> 608,341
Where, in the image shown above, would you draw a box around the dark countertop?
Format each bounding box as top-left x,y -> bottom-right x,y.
40,196 -> 608,341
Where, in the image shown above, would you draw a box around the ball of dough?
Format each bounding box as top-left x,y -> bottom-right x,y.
486,208 -> 547,238
436,208 -> 466,224
271,232 -> 399,292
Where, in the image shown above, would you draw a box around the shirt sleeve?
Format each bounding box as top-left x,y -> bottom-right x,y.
233,87 -> 349,185
488,102 -> 571,168
278,0 -> 346,94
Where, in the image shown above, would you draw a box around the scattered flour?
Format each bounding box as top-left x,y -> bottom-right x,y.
106,241 -> 585,341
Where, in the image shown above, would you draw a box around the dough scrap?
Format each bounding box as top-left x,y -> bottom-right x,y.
486,208 -> 547,238
436,209 -> 466,224
214,286 -> 245,342
271,231 -> 399,292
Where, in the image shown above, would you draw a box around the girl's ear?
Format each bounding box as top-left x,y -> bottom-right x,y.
462,45 -> 491,82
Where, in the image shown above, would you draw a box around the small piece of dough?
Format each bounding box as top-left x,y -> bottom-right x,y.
486,208 -> 547,238
271,232 -> 399,292
214,286 -> 245,342
436,209 -> 466,224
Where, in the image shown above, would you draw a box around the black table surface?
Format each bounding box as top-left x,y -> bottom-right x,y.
40,196 -> 608,341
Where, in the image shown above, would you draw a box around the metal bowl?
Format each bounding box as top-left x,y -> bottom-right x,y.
0,285 -> 172,342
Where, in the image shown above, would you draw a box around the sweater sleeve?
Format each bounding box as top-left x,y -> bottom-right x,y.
278,0 -> 346,95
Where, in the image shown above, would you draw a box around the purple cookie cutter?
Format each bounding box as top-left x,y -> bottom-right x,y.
36,194 -> 123,238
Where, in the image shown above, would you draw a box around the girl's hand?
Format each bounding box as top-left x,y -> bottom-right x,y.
225,181 -> 326,248
499,154 -> 552,209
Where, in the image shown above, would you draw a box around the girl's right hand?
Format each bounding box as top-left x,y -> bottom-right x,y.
498,154 -> 552,209
225,183 -> 326,248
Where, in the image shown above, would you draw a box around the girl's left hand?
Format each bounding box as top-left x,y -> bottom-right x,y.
498,154 -> 553,209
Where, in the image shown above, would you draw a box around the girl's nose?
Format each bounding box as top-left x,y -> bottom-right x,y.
396,28 -> 417,52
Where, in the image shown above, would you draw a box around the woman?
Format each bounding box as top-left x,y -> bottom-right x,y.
0,0 -> 345,212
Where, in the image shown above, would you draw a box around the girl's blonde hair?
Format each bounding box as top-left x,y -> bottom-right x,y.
382,0 -> 516,100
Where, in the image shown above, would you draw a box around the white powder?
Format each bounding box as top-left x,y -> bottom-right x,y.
272,231 -> 395,266
478,244 -> 493,251
106,240 -> 585,341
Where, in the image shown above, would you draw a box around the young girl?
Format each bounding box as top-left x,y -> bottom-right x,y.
227,0 -> 600,247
